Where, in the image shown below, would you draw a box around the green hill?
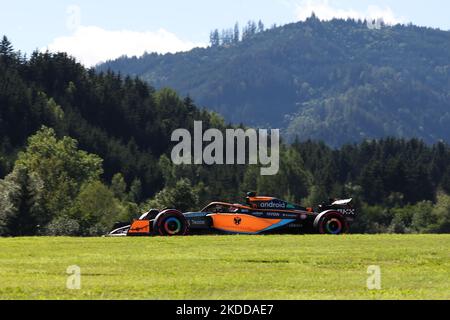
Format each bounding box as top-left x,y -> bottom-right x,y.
99,17 -> 450,147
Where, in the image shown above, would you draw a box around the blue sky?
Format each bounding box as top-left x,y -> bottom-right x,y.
1,0 -> 449,66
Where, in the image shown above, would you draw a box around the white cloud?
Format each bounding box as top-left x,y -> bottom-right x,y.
45,25 -> 205,67
295,0 -> 403,25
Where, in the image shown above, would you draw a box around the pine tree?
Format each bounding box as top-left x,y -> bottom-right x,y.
220,29 -> 228,45
129,178 -> 143,203
242,21 -> 257,40
111,173 -> 127,201
0,167 -> 44,236
257,20 -> 265,33
233,23 -> 240,43
249,21 -> 257,35
0,35 -> 14,57
209,29 -> 220,47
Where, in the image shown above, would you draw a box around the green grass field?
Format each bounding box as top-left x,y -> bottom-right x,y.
0,235 -> 449,300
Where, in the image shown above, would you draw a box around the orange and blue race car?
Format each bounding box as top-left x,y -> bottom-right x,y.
107,192 -> 356,237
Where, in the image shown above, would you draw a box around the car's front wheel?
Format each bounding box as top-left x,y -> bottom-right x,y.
153,209 -> 189,236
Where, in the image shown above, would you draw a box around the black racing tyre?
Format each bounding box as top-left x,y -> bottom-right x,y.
153,209 -> 189,236
317,211 -> 348,235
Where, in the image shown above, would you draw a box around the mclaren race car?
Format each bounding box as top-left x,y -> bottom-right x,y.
108,192 -> 356,236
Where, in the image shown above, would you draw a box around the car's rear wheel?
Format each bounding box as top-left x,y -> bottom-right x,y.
153,209 -> 189,236
317,212 -> 348,235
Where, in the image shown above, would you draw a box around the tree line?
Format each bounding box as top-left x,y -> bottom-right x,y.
209,20 -> 267,47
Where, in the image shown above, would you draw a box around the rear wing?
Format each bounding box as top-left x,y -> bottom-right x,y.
319,198 -> 356,219
332,198 -> 352,206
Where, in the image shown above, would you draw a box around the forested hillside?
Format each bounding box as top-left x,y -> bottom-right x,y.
0,36 -> 223,198
1,37 -> 449,236
99,16 -> 450,147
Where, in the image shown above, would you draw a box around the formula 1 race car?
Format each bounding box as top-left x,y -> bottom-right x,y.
108,192 -> 356,237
